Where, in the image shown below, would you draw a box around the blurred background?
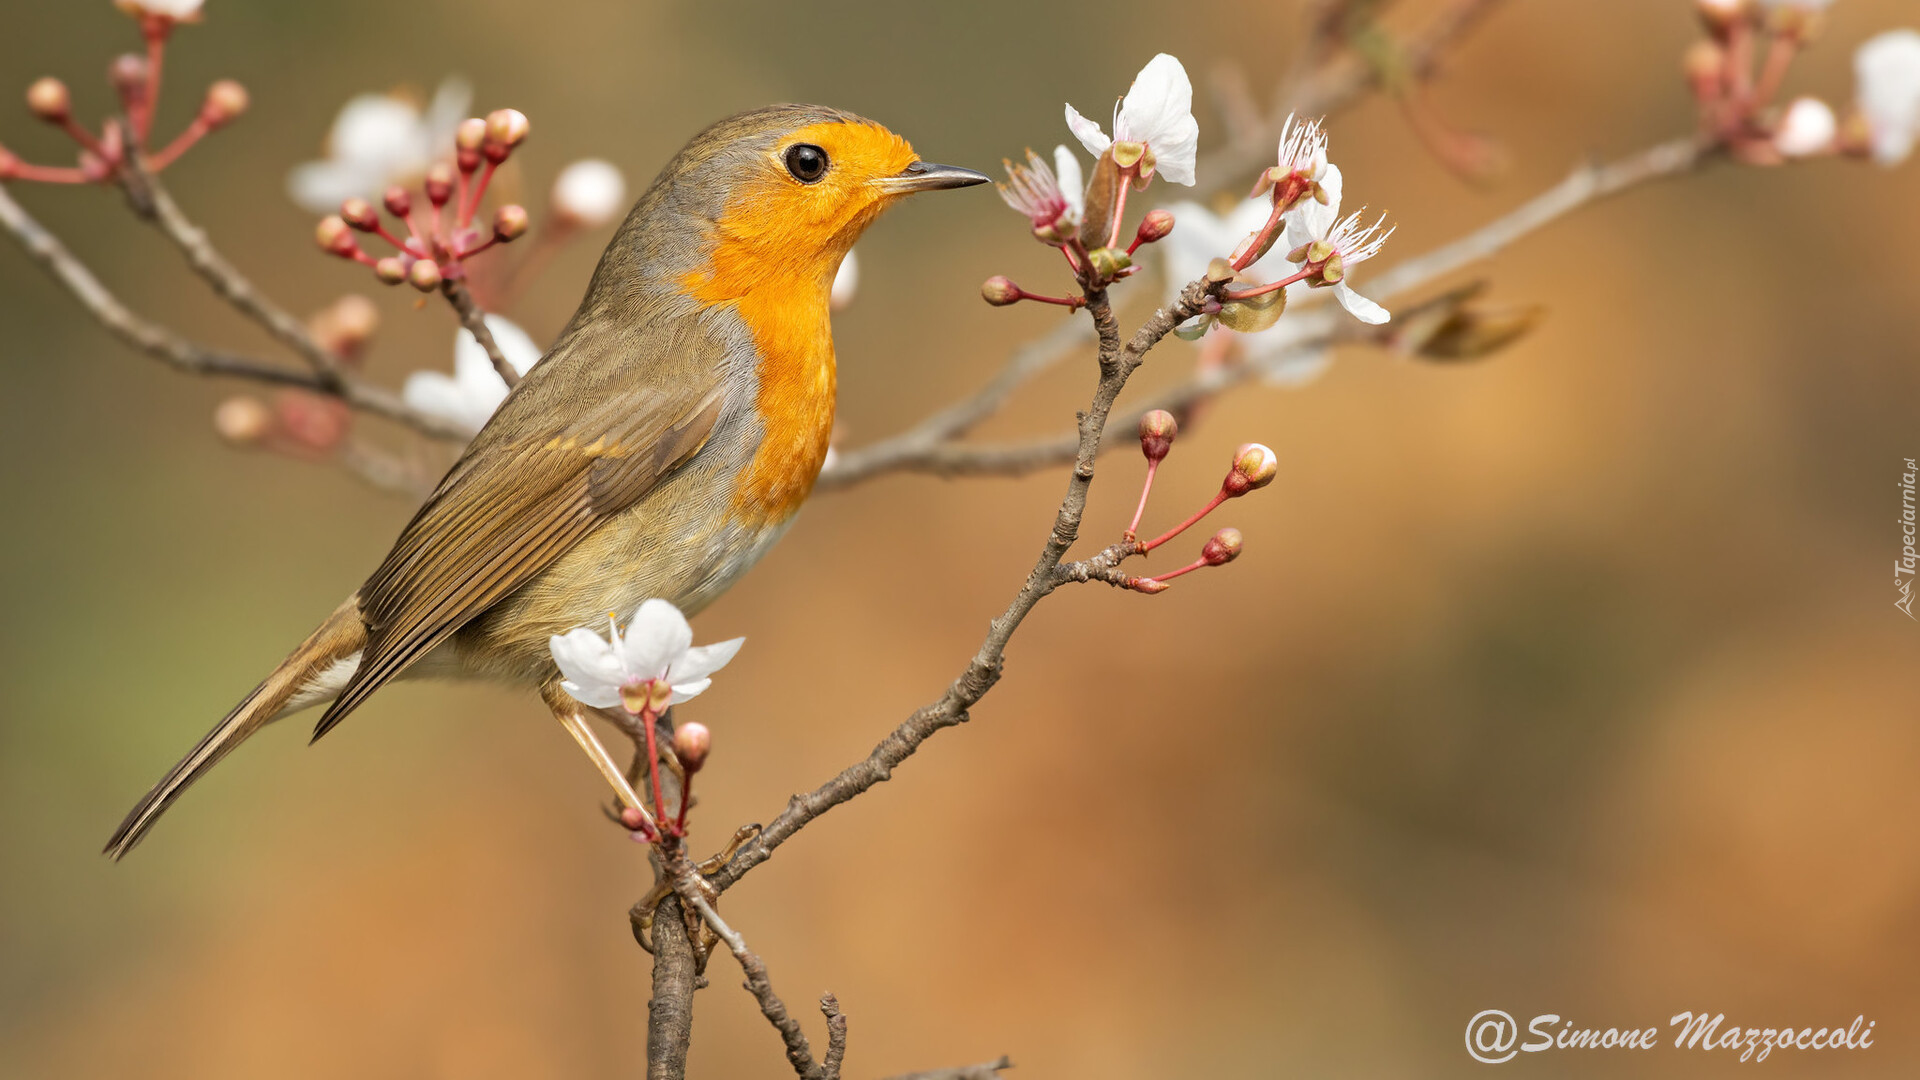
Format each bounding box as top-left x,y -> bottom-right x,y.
3,1 -> 1917,1076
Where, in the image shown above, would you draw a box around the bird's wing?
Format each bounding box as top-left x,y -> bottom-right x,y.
312,318 -> 728,740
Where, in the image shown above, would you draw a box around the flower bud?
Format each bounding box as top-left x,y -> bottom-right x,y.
382,186 -> 412,218
424,163 -> 454,206
26,77 -> 70,122
673,722 -> 711,773
212,396 -> 274,446
1133,208 -> 1174,247
315,215 -> 356,257
109,55 -> 150,106
339,197 -> 379,231
1201,527 -> 1243,566
374,256 -> 408,285
981,275 -> 1022,306
492,203 -> 529,241
406,258 -> 443,292
486,108 -> 530,151
1138,409 -> 1178,463
1223,442 -> 1278,496
201,79 -> 249,127
455,117 -> 487,153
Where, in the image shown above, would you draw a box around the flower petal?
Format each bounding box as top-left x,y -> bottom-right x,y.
1333,282 -> 1390,325
671,637 -> 745,684
1064,103 -> 1113,158
618,599 -> 693,680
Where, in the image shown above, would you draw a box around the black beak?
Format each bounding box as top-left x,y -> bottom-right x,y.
874,160 -> 992,194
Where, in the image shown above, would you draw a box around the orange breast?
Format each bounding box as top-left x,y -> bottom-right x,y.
682,246 -> 840,527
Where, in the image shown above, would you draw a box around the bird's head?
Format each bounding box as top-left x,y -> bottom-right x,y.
605,105 -> 988,302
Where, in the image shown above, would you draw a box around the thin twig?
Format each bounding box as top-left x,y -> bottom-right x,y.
681,888 -> 824,1080
816,136 -> 1708,486
880,1057 -> 1015,1080
441,277 -> 520,388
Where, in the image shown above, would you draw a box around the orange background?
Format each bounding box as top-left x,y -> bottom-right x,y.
1,1 -> 1916,1077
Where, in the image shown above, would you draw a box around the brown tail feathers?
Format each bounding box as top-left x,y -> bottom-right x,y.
103,599 -> 366,860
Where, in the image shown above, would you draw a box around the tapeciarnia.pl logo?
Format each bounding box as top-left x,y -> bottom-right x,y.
1464,1009 -> 1876,1065
1899,457 -> 1916,619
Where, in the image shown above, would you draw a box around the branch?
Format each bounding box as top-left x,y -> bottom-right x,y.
680,888 -> 827,1080
881,1057 -> 1014,1080
441,277 -> 520,388
816,135 -> 1708,486
713,276 -> 1218,894
112,156 -> 469,439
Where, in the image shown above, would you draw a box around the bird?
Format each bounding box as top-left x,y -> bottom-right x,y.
105,104 -> 988,858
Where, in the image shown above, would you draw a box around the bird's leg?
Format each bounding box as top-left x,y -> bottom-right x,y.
541,682 -> 657,835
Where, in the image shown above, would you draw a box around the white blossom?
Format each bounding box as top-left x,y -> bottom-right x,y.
548,599 -> 744,710
116,0 -> 204,19
1282,164 -> 1393,325
1774,96 -> 1836,157
1064,53 -> 1200,186
286,78 -> 471,213
831,248 -> 859,311
551,158 -> 628,227
402,315 -> 541,436
1854,29 -> 1920,165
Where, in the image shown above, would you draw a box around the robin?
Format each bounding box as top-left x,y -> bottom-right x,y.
106,104 -> 988,858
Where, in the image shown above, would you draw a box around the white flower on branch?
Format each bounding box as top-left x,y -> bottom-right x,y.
549,598 -> 744,710
831,248 -> 859,311
1159,197 -> 1329,384
286,78 -> 472,213
1854,29 -> 1920,166
1283,164 -> 1394,325
551,158 -> 628,227
1065,53 -> 1199,186
116,0 -> 204,20
1774,96 -> 1836,157
402,314 -> 540,436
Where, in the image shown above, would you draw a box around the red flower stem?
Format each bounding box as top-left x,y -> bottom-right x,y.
1231,203 -> 1287,272
638,697 -> 670,831
6,162 -> 90,183
1221,266 -> 1314,301
139,19 -> 169,145
1124,459 -> 1159,541
1018,290 -> 1086,309
1751,33 -> 1799,108
1139,488 -> 1227,553
145,117 -> 209,170
1144,556 -> 1211,585
1105,170 -> 1131,251
461,160 -> 498,229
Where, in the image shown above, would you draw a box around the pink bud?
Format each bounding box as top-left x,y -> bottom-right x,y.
1223,442 -> 1278,497
201,79 -> 249,127
981,275 -> 1022,306
315,215 -> 357,256
1138,409 -> 1178,463
424,163 -> 455,207
673,722 -> 711,773
26,77 -> 70,122
455,117 -> 487,153
492,203 -> 529,241
374,256 -> 407,285
406,258 -> 443,292
1133,208 -> 1174,247
1201,527 -> 1243,566
486,108 -> 530,148
338,197 -> 378,231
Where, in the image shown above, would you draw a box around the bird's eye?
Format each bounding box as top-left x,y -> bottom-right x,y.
785,143 -> 828,183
